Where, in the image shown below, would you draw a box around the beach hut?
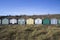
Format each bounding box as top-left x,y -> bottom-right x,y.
18,18 -> 25,25
58,19 -> 60,24
43,18 -> 50,25
10,19 -> 17,24
0,19 -> 1,24
26,18 -> 34,24
2,18 -> 9,24
51,18 -> 57,24
35,18 -> 42,24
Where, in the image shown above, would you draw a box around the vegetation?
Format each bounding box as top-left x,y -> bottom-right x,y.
0,25 -> 60,40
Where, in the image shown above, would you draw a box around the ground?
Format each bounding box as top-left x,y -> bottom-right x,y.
0,25 -> 60,40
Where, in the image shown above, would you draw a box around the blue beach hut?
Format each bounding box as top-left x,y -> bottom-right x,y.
51,18 -> 57,24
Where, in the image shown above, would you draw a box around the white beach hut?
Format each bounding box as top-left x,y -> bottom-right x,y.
10,19 -> 17,24
35,18 -> 42,24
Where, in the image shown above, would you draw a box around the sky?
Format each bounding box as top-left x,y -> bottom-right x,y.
0,0 -> 60,16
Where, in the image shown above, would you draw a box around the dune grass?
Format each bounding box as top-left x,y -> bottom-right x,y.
0,25 -> 60,40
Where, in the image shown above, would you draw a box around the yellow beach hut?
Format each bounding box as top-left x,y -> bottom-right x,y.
26,18 -> 34,24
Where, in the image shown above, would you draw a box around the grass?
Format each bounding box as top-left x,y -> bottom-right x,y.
0,25 -> 60,40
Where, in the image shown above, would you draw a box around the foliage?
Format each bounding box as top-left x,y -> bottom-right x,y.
0,25 -> 60,40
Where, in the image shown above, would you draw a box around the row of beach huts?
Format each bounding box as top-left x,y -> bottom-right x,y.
0,15 -> 60,25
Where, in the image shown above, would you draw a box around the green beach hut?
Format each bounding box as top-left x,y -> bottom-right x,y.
42,18 -> 50,25
2,18 -> 9,24
18,18 -> 25,25
0,19 -> 1,24
58,19 -> 60,24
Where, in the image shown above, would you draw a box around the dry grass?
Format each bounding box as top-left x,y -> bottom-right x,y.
0,25 -> 60,40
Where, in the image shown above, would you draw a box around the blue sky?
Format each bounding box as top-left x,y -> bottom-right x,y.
0,0 -> 60,16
